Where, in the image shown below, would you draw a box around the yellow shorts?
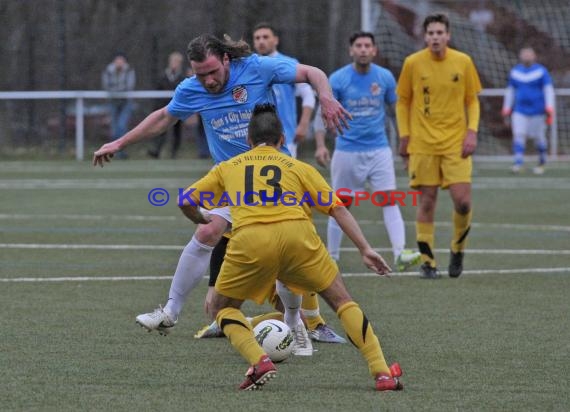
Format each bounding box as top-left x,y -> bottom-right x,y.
215,220 -> 338,304
408,152 -> 472,189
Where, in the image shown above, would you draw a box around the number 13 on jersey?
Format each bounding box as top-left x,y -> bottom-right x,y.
244,165 -> 283,204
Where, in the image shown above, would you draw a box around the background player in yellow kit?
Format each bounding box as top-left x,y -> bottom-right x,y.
396,13 -> 482,279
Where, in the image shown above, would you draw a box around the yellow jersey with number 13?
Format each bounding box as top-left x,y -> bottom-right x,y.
188,145 -> 340,230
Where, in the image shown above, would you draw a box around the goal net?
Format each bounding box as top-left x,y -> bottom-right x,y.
375,0 -> 570,156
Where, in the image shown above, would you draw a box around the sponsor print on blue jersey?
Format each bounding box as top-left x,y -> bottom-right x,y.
167,54 -> 296,163
509,63 -> 552,116
330,64 -> 396,152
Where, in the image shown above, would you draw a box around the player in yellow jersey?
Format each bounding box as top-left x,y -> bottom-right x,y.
178,104 -> 403,391
396,13 -> 482,279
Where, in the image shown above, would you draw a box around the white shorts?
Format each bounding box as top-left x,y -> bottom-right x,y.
287,142 -> 298,159
331,147 -> 396,193
512,112 -> 546,141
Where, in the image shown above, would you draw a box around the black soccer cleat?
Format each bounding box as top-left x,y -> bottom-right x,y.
448,251 -> 464,278
419,262 -> 440,279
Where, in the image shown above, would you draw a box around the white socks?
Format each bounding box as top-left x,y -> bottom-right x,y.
275,280 -> 302,330
327,217 -> 343,261
327,205 -> 406,261
382,205 -> 405,259
164,236 -> 214,319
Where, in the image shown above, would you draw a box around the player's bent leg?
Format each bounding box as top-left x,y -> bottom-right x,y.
213,293 -> 276,391
276,281 -> 313,356
136,215 -> 229,335
318,274 -> 402,391
448,183 -> 472,278
302,291 -> 346,344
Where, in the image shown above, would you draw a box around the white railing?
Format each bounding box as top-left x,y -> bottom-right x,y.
0,91 -> 172,161
0,89 -> 568,160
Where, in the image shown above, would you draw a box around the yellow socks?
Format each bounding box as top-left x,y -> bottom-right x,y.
302,291 -> 326,331
337,301 -> 390,377
451,210 -> 472,253
216,307 -> 265,365
416,221 -> 436,267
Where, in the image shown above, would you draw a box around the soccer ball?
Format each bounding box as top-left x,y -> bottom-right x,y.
253,320 -> 294,362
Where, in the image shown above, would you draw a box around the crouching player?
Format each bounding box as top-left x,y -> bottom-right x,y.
178,104 -> 403,391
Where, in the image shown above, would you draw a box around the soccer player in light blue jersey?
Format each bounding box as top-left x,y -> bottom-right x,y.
314,32 -> 420,272
92,35 -> 350,347
502,47 -> 554,174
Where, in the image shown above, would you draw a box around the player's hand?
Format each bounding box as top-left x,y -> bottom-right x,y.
294,124 -> 308,144
361,248 -> 392,277
501,108 -> 512,127
399,137 -> 410,170
93,141 -> 121,167
204,286 -> 216,319
462,129 -> 477,158
320,96 -> 352,135
315,146 -> 331,168
545,106 -> 554,126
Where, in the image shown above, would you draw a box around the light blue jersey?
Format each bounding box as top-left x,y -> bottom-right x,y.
508,63 -> 552,116
329,63 -> 396,152
167,54 -> 296,163
271,52 -> 298,146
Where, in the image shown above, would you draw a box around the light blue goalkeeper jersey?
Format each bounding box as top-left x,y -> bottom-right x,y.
329,63 -> 396,152
167,54 -> 296,163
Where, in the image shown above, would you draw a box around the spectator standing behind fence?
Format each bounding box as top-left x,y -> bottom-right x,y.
102,53 -> 136,159
501,47 -> 554,175
148,52 -> 186,159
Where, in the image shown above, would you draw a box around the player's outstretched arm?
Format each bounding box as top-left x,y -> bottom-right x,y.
330,206 -> 391,276
92,107 -> 178,167
295,64 -> 351,135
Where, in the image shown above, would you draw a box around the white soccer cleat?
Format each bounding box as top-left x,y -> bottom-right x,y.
511,164 -> 522,174
533,166 -> 545,175
309,324 -> 347,344
194,320 -> 224,338
395,249 -> 422,272
291,318 -> 313,356
135,306 -> 177,336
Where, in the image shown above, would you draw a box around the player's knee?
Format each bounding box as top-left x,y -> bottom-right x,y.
319,279 -> 353,312
455,201 -> 471,215
419,200 -> 436,216
195,221 -> 225,244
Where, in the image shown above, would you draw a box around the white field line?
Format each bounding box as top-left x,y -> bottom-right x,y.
1,243 -> 569,255
2,267 -> 570,282
2,177 -> 570,189
0,213 -> 569,232
0,243 -> 182,250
